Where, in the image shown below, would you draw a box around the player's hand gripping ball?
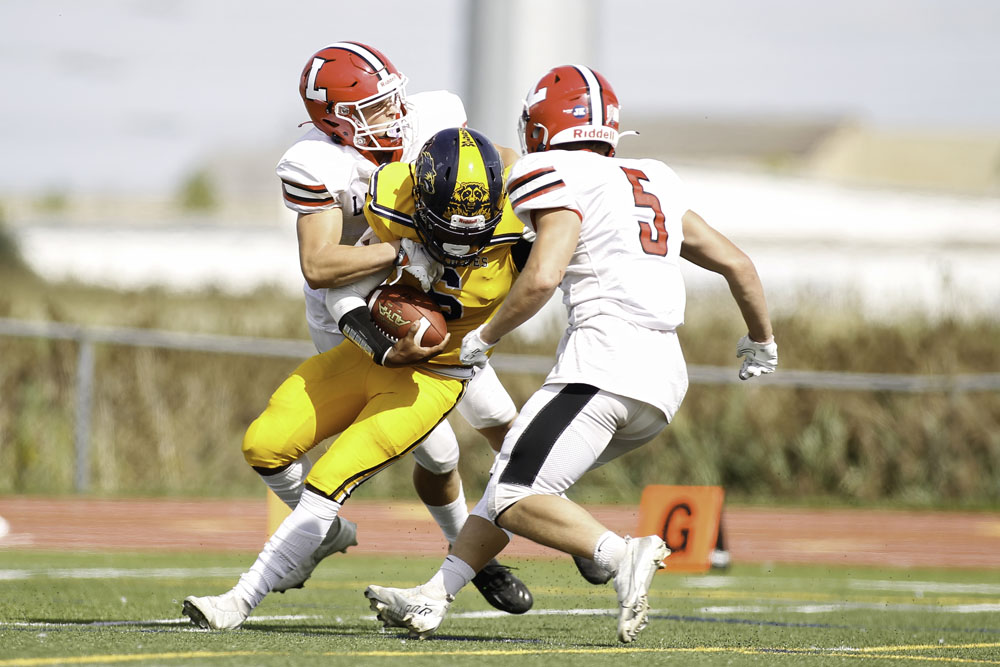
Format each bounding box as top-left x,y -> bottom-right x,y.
368,284 -> 448,347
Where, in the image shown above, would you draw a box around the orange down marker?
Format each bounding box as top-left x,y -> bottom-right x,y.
636,485 -> 725,573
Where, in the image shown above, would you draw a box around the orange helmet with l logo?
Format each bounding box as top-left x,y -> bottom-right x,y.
299,42 -> 409,163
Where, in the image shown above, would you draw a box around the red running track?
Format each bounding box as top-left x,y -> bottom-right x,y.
1,497 -> 998,569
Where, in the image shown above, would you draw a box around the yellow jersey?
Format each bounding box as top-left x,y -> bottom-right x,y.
364,161 -> 525,369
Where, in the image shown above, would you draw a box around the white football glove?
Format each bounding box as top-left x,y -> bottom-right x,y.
736,334 -> 778,381
396,238 -> 444,292
460,325 -> 496,368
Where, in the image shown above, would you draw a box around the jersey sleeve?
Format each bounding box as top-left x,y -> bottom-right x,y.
363,162 -> 421,243
416,90 -> 467,129
505,154 -> 582,231
275,133 -> 354,215
400,91 -> 469,163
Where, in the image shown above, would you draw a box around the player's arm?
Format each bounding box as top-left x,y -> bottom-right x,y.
679,209 -> 772,344
296,207 -> 400,289
325,266 -> 445,366
480,208 -> 580,345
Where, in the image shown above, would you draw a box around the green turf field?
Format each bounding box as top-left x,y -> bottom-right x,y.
1,550 -> 999,666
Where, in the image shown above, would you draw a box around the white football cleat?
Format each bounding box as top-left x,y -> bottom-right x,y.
273,517 -> 358,593
364,583 -> 453,639
613,535 -> 669,643
182,591 -> 251,630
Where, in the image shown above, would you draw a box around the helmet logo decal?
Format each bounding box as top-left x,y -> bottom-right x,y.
415,150 -> 437,195
445,182 -> 491,219
526,86 -> 547,107
304,58 -> 328,102
571,105 -> 587,118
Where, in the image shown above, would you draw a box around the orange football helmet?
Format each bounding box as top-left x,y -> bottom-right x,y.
299,42 -> 409,162
518,65 -> 621,155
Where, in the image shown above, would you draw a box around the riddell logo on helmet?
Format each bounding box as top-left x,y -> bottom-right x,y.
572,128 -> 615,141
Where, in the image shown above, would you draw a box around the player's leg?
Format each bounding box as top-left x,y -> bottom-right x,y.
411,421 -> 532,614
366,383 -> 609,637
184,349 -> 443,629
242,343 -> 370,592
365,510 -> 510,638
244,328 -> 354,508
456,361 -> 517,452
411,421 -> 466,542
301,368 -> 466,626
259,324 -> 344,510
445,361 -> 532,612
248,326 -> 365,592
494,385 -> 670,643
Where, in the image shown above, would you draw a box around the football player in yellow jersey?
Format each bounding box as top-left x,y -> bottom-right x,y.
359,142 -> 527,372
182,128 -> 532,630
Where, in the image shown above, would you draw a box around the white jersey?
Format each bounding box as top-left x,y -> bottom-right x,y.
506,150 -> 691,419
275,91 -> 467,336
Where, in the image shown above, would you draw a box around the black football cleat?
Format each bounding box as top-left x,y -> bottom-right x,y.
471,559 -> 533,614
572,554 -> 613,585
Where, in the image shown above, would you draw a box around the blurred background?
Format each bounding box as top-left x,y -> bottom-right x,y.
1,0 -> 998,504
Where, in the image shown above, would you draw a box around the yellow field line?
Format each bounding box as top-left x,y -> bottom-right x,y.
857,643 -> 1000,653
792,653 -> 1000,665
4,643 -> 1000,666
826,656 -> 1000,664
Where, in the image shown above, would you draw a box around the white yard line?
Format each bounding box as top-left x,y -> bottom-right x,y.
849,579 -> 1000,596
701,601 -> 1000,615
0,567 -> 244,580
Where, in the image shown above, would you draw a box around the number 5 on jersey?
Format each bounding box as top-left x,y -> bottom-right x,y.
622,167 -> 668,256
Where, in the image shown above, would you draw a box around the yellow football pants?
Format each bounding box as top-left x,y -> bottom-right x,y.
242,342 -> 464,503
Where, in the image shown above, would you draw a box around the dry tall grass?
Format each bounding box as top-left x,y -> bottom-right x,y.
2,275 -> 998,507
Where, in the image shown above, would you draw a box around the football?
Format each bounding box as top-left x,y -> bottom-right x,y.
367,284 -> 448,347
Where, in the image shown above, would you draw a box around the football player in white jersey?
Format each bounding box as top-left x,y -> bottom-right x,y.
261,42 -> 530,613
365,65 -> 778,644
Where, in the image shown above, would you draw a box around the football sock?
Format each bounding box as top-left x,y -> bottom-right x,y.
424,482 -> 469,544
258,456 -> 312,509
438,554 -> 477,597
234,490 -> 340,608
593,531 -> 628,575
